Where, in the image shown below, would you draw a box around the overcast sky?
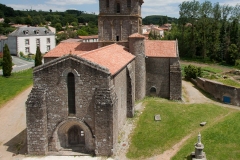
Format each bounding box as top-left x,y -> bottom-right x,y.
1,0 -> 239,18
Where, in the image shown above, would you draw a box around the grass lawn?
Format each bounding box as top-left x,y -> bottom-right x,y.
0,69 -> 33,107
127,97 -> 237,159
172,111 -> 240,160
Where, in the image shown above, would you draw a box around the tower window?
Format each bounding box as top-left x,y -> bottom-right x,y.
67,72 -> 76,115
116,3 -> 120,13
127,0 -> 131,8
116,36 -> 119,41
106,0 -> 109,8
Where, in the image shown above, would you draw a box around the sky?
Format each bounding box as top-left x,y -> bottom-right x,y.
1,0 -> 240,18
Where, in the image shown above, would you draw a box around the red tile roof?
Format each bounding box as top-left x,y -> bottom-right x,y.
80,44 -> 135,75
129,33 -> 145,38
44,42 -> 98,57
79,35 -> 98,39
145,40 -> 177,58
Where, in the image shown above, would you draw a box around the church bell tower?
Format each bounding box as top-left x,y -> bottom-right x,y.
98,0 -> 144,46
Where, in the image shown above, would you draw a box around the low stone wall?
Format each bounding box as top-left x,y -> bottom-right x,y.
193,77 -> 240,106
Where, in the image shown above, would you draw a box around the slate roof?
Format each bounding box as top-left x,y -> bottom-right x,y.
145,40 -> 177,58
80,43 -> 135,75
44,42 -> 99,58
9,27 -> 55,37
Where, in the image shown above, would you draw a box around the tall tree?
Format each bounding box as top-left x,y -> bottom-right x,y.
35,46 -> 42,67
2,44 -> 12,77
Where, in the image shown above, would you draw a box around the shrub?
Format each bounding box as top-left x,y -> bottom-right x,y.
2,44 -> 12,77
184,65 -> 202,80
35,46 -> 42,67
0,58 -> 3,66
19,51 -> 24,57
235,59 -> 240,69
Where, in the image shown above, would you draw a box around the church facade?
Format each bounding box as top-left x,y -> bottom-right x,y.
26,0 -> 182,156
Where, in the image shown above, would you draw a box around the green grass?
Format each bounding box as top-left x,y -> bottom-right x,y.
0,69 -> 33,107
172,112 -> 240,160
216,79 -> 240,88
126,97 -> 231,159
202,66 -> 223,74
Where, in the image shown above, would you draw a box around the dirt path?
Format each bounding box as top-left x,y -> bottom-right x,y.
0,86 -> 32,160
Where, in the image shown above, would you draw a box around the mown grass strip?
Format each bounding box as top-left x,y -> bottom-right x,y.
0,69 -> 33,107
127,97 -> 230,159
172,111 -> 240,160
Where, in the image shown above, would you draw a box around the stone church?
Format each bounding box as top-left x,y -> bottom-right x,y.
26,0 -> 182,156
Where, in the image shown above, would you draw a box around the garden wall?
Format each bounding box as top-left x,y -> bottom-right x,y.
192,78 -> 240,106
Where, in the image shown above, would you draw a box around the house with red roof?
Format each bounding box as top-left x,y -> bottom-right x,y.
26,0 -> 182,157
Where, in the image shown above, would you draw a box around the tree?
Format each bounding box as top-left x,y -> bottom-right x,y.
35,46 -> 42,67
2,44 -> 12,77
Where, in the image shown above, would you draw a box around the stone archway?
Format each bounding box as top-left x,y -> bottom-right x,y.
50,118 -> 94,153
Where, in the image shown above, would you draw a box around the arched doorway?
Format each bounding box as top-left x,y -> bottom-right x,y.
68,125 -> 85,146
150,87 -> 157,96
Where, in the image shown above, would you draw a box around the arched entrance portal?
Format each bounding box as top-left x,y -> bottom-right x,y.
67,125 -> 85,146
50,119 -> 94,154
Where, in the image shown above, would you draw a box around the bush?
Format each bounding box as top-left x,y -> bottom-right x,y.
0,58 -> 3,66
19,51 -> 24,57
235,59 -> 240,69
184,65 -> 202,80
35,46 -> 42,67
2,44 -> 12,77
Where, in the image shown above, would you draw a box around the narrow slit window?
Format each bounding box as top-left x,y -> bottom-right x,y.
116,36 -> 119,41
106,0 -> 109,8
67,72 -> 76,114
127,0 -> 131,8
116,3 -> 120,13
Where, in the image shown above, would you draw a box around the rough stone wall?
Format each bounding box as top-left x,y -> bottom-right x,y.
26,87 -> 48,155
170,58 -> 182,100
129,37 -> 146,100
31,56 -> 112,154
44,57 -> 57,63
146,58 -> 170,98
195,78 -> 240,106
99,0 -> 142,15
127,61 -> 135,117
94,86 -> 117,156
98,0 -> 142,42
98,17 -> 140,42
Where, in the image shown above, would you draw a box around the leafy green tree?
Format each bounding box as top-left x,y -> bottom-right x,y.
55,23 -> 62,31
77,29 -> 88,36
35,46 -> 42,67
2,44 -> 12,77
226,44 -> 239,65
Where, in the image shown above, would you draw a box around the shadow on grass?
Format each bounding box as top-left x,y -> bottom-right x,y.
4,128 -> 27,155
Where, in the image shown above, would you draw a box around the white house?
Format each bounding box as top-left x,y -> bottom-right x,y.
7,26 -> 55,56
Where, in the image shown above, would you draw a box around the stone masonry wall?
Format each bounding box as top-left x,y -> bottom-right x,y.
99,0 -> 142,15
146,58 -> 170,98
32,55 -> 112,154
170,58 -> 182,100
98,17 -> 140,42
195,78 -> 240,106
94,87 -> 117,156
26,87 -> 48,155
129,37 -> 145,100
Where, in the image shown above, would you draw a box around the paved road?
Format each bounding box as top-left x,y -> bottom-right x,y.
0,56 -> 34,75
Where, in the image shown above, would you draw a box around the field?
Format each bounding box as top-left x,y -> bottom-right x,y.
0,69 -> 33,107
127,98 -> 240,159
